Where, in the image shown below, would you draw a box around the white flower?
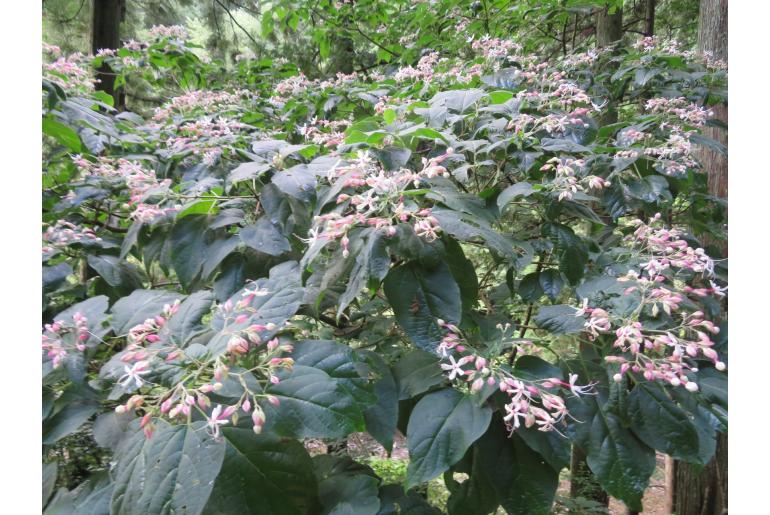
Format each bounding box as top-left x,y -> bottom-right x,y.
440,355 -> 467,381
206,405 -> 230,438
710,280 -> 727,298
567,374 -> 590,396
119,361 -> 151,389
574,298 -> 589,317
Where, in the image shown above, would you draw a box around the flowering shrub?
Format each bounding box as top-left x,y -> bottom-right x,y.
42,25 -> 726,515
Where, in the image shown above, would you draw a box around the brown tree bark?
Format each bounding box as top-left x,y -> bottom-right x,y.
671,2 -> 728,515
596,3 -> 623,125
91,0 -> 124,107
697,0 -> 728,209
596,3 -> 623,47
644,0 -> 656,37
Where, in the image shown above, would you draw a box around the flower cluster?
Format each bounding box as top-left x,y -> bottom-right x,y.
161,117 -> 252,165
42,312 -> 91,368
152,90 -> 253,121
42,49 -> 96,94
304,150 -> 450,259
394,52 -> 442,82
471,36 -> 522,59
298,117 -> 350,148
148,25 -> 189,41
112,289 -> 295,440
436,320 -> 594,435
74,156 -> 180,223
42,220 -> 102,257
645,97 -> 714,127
574,214 -> 726,392
538,157 -> 610,201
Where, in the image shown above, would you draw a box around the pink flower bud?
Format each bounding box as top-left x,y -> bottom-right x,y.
235,314 -> 249,324
140,413 -> 152,428
242,399 -> 251,413
161,398 -> 173,413
469,378 -> 482,392
267,395 -> 280,407
146,334 -> 160,343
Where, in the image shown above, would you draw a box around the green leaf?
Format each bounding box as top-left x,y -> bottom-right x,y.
87,255 -> 144,292
392,350 -> 445,400
164,290 -> 215,345
239,218 -> 291,256
110,290 -> 184,335
627,383 -> 701,463
538,269 -> 564,301
533,305 -> 584,334
361,351 -> 399,453
430,89 -> 485,113
43,117 -> 82,151
202,235 -> 240,279
42,398 -> 99,445
314,455 -> 381,515
540,138 -> 590,153
272,164 -> 316,201
262,365 -> 365,439
383,263 -> 461,352
43,462 -> 58,507
292,340 -> 376,406
375,146 -> 411,171
170,215 -> 210,289
432,209 -> 521,263
208,261 -> 303,355
516,425 -> 571,472
448,420 -> 559,515
111,421 -> 225,515
406,389 -> 492,488
203,429 -> 317,515
383,109 -> 397,125
518,272 -> 544,302
338,229 -> 390,316
497,182 -> 534,212
443,237 -> 479,313
566,390 -> 656,511
513,355 -> 562,382
560,245 -> 589,284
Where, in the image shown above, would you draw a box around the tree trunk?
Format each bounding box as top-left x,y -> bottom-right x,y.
697,0 -> 728,211
570,445 -> 610,507
596,4 -> 623,47
671,3 -> 728,515
644,0 -> 656,37
596,3 -> 623,124
673,432 -> 728,514
91,0 -> 124,107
